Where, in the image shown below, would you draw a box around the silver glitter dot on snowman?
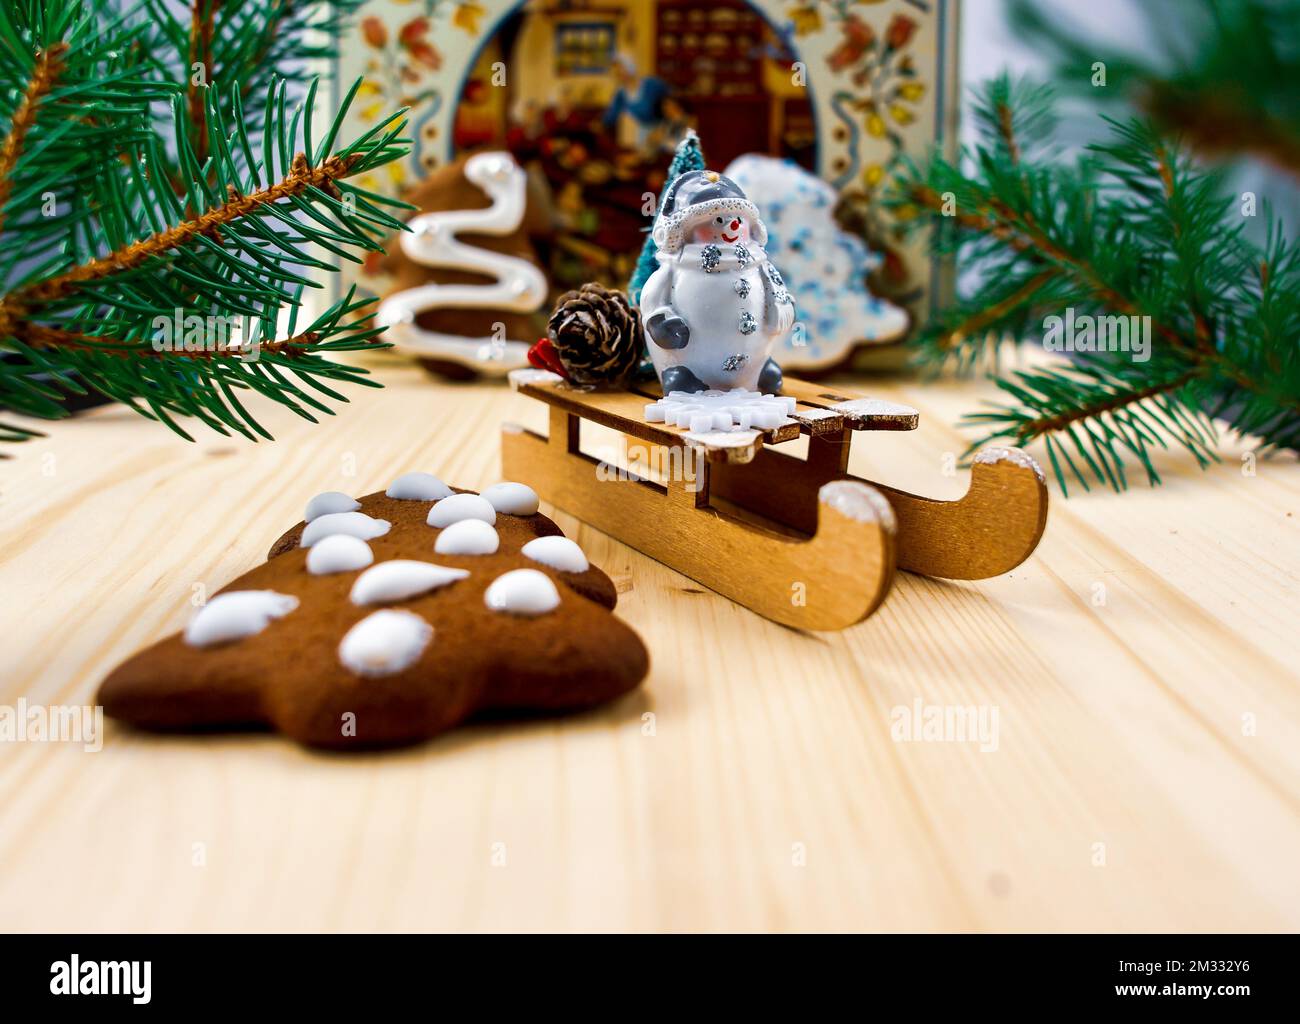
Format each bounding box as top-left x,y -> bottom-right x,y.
638,168 -> 796,394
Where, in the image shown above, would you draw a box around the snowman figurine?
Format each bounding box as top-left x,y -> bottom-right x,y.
639,169 -> 794,394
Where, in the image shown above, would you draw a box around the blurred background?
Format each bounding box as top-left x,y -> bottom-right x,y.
962,0 -> 1297,234
345,0 -> 1300,388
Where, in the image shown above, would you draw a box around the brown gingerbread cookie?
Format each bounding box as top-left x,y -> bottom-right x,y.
98,473 -> 648,749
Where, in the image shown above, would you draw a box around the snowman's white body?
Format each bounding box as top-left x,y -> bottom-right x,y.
640,243 -> 793,392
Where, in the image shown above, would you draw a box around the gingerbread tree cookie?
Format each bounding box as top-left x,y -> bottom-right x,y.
98,475 -> 649,749
373,151 -> 552,379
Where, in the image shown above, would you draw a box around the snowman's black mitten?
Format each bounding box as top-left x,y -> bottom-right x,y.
646,311 -> 691,349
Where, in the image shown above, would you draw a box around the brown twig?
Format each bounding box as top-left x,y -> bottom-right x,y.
1152,142 -> 1176,200
0,43 -> 69,236
910,184 -> 1205,359
1144,84 -> 1300,185
937,268 -> 1057,351
996,101 -> 1020,165
186,1 -> 219,168
908,185 -> 1037,255
1017,367 -> 1202,442
996,193 -> 1263,393
4,152 -> 356,313
14,321 -> 323,359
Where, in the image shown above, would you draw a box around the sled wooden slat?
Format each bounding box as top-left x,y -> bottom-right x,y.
787,406 -> 849,436
777,379 -> 920,431
509,370 -> 923,467
631,376 -> 920,434
510,370 -> 800,462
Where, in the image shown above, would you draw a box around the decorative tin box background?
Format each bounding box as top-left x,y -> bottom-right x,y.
332,0 -> 961,373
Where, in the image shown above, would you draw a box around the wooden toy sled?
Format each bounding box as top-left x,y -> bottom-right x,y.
501,370 -> 1049,630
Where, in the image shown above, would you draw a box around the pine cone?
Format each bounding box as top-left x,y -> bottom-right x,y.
546,283 -> 644,387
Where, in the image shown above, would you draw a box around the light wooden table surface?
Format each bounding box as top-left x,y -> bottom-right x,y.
1,356 -> 1297,933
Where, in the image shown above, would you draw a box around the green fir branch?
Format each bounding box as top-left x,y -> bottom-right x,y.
0,0 -> 411,447
884,73 -> 1300,493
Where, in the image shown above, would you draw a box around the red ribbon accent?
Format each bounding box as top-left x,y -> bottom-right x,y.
526,336 -> 569,379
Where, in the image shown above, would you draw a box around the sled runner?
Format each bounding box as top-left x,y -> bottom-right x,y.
501,370 -> 1049,630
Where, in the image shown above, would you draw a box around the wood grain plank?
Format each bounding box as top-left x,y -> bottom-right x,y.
0,357 -> 1296,932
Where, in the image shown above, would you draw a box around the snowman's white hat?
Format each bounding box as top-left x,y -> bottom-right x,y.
652,170 -> 766,254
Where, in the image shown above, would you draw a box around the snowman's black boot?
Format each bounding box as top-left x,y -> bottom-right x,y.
662,365 -> 708,395
758,357 -> 784,394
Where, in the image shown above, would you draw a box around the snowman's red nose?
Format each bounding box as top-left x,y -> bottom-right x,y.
730,219 -> 740,230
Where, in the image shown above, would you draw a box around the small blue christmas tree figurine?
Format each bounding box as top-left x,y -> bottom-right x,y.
628,129 -> 706,305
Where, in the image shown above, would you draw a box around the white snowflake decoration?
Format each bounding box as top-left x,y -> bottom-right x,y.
644,389 -> 797,433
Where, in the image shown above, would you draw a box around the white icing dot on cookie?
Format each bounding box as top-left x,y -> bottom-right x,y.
338,609 -> 433,677
184,590 -> 299,648
426,493 -> 496,528
481,481 -> 540,516
386,471 -> 454,501
306,534 -> 374,576
350,560 -> 469,606
301,511 -> 391,548
521,535 -> 589,573
484,569 -> 561,616
434,518 -> 500,555
305,491 -> 359,523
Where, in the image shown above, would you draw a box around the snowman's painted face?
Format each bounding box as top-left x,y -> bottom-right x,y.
693,214 -> 751,245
